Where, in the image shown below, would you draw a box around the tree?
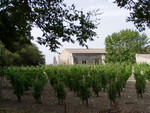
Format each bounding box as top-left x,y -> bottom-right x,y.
17,44 -> 45,66
114,0 -> 150,31
0,41 -> 20,66
0,41 -> 45,66
105,29 -> 150,63
0,6 -> 31,52
0,0 -> 99,52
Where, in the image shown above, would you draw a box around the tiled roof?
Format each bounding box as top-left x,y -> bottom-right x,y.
64,48 -> 106,53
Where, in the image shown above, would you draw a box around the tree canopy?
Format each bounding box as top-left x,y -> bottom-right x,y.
114,0 -> 150,31
105,29 -> 150,63
0,41 -> 19,66
0,0 -> 149,52
0,0 -> 99,52
0,41 -> 45,66
17,44 -> 45,66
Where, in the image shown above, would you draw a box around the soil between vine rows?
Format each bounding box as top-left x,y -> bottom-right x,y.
0,78 -> 150,113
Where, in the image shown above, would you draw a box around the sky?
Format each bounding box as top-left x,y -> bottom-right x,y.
31,0 -> 150,64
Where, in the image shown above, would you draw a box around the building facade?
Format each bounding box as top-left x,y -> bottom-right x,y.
59,49 -> 106,65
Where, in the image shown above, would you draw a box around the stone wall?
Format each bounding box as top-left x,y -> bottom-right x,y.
136,54 -> 150,64
72,53 -> 105,64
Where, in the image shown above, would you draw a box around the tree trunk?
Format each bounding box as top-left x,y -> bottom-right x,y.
0,75 -> 3,99
86,99 -> 89,107
118,90 -> 121,98
96,93 -> 99,98
64,102 -> 67,113
17,94 -> 21,102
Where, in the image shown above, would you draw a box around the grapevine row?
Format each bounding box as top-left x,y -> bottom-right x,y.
1,63 -> 150,106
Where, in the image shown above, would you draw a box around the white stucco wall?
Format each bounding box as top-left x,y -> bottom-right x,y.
136,54 -> 150,64
59,50 -> 70,64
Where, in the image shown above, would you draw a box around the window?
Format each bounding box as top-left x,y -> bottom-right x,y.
94,59 -> 100,64
82,60 -> 87,64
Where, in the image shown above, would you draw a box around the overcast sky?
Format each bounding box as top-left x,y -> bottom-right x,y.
31,0 -> 150,64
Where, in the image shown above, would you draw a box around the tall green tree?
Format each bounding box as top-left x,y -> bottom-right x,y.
17,44 -> 45,66
105,29 -> 150,63
0,0 -> 99,52
0,41 -> 20,66
114,0 -> 150,31
0,41 -> 45,66
0,6 -> 31,52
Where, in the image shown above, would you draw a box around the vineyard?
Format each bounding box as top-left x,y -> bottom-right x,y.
0,63 -> 150,113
